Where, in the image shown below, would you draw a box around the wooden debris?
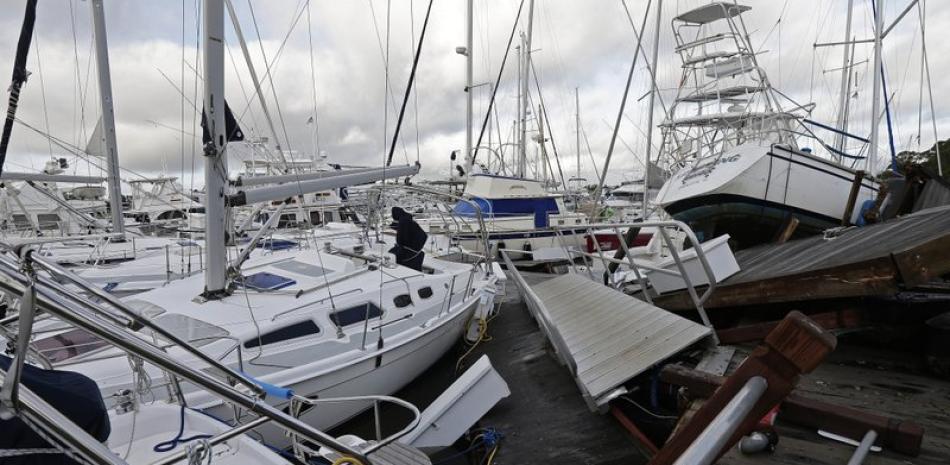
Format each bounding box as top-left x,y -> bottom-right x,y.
716,309 -> 869,345
648,311 -> 836,465
660,364 -> 925,456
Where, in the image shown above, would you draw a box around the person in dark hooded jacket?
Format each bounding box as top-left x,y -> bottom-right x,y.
390,207 -> 427,271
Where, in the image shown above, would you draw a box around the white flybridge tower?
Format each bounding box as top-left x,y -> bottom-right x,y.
90,0 -> 124,235
202,0 -> 229,296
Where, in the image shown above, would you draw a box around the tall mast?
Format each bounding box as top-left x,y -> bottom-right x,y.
516,39 -> 524,177
642,0 -> 662,217
833,0 -> 855,155
203,0 -> 229,296
520,0 -> 536,179
575,87 -> 580,181
90,0 -> 125,235
464,0 -> 473,175
868,0 -> 884,176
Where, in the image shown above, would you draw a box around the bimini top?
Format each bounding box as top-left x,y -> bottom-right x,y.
675,2 -> 751,24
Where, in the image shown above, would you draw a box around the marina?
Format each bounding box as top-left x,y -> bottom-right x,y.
0,0 -> 947,464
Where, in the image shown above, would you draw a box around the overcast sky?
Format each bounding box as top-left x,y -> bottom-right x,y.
0,0 -> 945,189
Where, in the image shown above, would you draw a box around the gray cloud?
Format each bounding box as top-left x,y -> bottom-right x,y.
0,0 -> 945,187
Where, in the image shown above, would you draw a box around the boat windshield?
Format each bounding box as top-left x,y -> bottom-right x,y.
33,307 -> 229,363
34,329 -> 110,363
146,313 -> 230,348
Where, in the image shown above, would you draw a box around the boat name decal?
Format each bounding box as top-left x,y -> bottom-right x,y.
680,154 -> 741,183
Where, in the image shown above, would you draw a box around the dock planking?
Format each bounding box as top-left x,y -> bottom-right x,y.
464,272 -> 648,465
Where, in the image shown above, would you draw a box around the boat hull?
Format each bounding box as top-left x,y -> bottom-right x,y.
657,143 -> 878,249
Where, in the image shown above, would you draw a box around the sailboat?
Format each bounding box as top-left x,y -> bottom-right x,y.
20,0 -> 498,450
418,0 -> 589,262
653,2 -> 878,249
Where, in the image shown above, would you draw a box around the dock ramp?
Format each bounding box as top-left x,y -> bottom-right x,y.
507,263 -> 712,411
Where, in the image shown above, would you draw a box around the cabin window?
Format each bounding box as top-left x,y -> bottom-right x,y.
324,211 -> 335,223
393,294 -> 412,308
418,286 -> 434,299
36,213 -> 60,230
330,303 -> 383,327
277,213 -> 297,229
157,210 -> 186,221
244,320 -> 321,349
309,210 -> 322,225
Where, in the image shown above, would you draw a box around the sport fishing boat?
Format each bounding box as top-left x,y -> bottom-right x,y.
653,2 -> 877,249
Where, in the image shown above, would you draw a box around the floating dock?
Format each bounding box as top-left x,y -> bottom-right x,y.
507,264 -> 711,410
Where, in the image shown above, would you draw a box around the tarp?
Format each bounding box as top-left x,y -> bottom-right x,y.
0,355 -> 110,465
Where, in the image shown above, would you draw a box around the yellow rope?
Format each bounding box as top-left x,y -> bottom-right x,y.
331,456 -> 365,465
456,317 -> 488,373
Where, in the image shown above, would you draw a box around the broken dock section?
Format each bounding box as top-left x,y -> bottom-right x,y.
503,252 -> 712,410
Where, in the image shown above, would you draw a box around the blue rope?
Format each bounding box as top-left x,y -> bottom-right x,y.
152,405 -> 214,453
432,427 -> 504,465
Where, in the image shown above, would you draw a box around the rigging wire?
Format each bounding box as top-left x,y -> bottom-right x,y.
306,1 -> 322,158
409,0 -> 421,163
366,0 -> 411,165
528,59 -> 566,189
31,31 -> 55,159
591,0 -> 653,216
246,0 -> 301,169
384,0 -> 435,167
472,0 -> 526,168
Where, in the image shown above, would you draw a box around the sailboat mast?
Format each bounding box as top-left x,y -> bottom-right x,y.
521,0 -> 535,179
833,0 -> 855,155
642,0 -> 662,217
516,37 -> 524,177
203,0 -> 229,296
90,0 -> 125,235
868,0 -> 884,176
465,0 -> 473,174
575,87 -> 580,181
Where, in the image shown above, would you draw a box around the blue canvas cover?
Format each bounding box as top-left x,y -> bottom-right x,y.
0,354 -> 110,464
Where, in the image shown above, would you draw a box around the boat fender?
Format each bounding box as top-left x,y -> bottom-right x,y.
240,371 -> 294,400
855,199 -> 877,226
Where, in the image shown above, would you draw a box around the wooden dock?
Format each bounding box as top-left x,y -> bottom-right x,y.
654,205 -> 950,311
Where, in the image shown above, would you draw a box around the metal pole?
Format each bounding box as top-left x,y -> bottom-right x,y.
642,0 -> 662,217
672,376 -> 768,465
224,0 -> 287,167
834,0 -> 855,155
919,0 -> 942,176
90,0 -> 125,235
520,0 -> 536,177
575,87 -> 581,181
465,0 -> 474,172
846,430 -> 878,465
516,39 -> 524,177
867,0 -> 885,178
203,0 -> 229,296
